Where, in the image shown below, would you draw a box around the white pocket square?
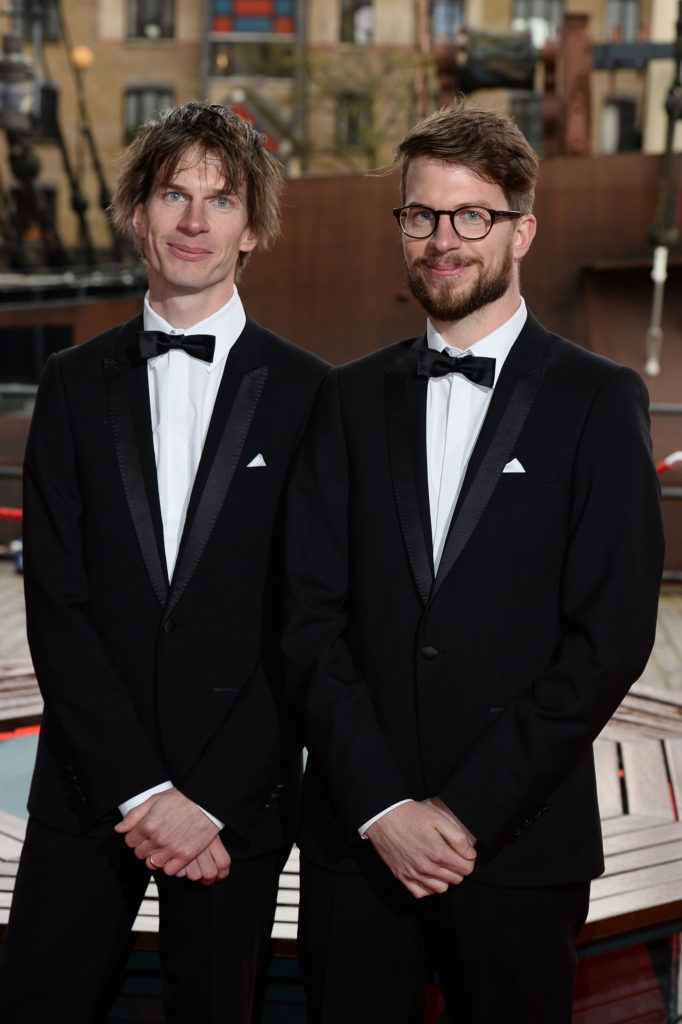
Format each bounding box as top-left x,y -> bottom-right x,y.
502,458 -> 525,474
246,454 -> 266,468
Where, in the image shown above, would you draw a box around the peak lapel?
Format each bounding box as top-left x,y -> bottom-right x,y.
104,316 -> 168,607
384,339 -> 433,606
167,318 -> 267,617
432,313 -> 549,597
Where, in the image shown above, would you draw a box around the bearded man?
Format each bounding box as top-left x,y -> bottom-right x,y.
283,103 -> 663,1024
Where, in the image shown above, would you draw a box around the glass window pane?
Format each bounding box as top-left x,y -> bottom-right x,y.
128,0 -> 175,39
340,1 -> 373,44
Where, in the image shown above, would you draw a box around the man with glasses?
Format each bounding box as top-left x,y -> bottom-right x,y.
284,103 -> 663,1023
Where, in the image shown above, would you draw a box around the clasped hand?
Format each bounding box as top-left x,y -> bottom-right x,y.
365,797 -> 476,899
115,787 -> 231,885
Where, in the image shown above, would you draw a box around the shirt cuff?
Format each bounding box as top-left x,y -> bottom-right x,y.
196,804 -> 224,830
119,780 -> 173,816
119,783 -> 224,830
359,799 -> 414,838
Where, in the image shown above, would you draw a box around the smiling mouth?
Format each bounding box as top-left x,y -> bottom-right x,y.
420,259 -> 477,272
168,243 -> 212,259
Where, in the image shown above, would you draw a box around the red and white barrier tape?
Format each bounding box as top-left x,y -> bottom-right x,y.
657,451 -> 682,475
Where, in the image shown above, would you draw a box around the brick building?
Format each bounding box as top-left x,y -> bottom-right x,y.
0,0 -> 680,251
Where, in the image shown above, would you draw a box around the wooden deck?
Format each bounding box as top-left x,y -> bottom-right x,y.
582,689 -> 682,949
0,659 -> 42,734
2,663 -> 682,955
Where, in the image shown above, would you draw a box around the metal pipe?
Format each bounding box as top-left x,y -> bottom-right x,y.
650,403 -> 682,414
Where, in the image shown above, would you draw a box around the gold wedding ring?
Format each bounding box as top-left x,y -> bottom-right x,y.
149,854 -> 159,869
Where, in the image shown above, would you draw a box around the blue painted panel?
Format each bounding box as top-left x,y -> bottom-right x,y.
0,733 -> 37,819
234,16 -> 272,32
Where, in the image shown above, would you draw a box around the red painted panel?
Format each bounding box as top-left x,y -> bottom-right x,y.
274,16 -> 294,32
233,0 -> 273,15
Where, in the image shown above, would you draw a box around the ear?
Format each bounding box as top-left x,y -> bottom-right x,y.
131,203 -> 147,241
512,214 -> 536,261
239,225 -> 258,255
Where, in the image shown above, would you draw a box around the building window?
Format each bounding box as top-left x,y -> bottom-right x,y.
511,0 -> 562,48
210,41 -> 295,77
510,93 -> 544,155
210,0 -> 295,35
124,86 -> 174,142
431,1 -> 465,41
336,91 -> 371,148
606,0 -> 639,41
127,0 -> 175,40
340,0 -> 373,44
13,0 -> 60,41
600,95 -> 640,152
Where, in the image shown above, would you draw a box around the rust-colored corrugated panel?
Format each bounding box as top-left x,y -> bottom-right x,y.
241,152 -> 682,365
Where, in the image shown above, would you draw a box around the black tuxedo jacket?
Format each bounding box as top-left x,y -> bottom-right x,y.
23,313 -> 327,858
284,312 -> 664,886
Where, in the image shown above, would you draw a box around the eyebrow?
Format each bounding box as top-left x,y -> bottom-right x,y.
404,200 -> 491,208
161,181 -> 237,199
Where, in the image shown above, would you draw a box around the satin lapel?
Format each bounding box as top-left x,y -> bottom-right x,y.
432,314 -> 549,596
384,346 -> 433,606
167,319 -> 267,617
105,318 -> 168,607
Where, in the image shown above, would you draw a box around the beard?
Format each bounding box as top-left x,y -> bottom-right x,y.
406,244 -> 514,323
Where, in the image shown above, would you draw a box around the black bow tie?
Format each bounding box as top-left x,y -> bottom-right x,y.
137,330 -> 216,364
416,347 -> 496,388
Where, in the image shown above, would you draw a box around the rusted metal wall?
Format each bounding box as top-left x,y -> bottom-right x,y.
238,150 -> 681,362
0,151 -> 680,561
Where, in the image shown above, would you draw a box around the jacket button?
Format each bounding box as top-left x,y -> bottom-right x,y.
163,618 -> 176,634
420,645 -> 439,660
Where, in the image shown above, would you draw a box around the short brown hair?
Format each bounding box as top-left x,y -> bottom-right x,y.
395,101 -> 539,214
110,101 -> 283,275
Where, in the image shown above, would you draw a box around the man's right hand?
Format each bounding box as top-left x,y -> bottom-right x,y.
365,800 -> 476,899
175,835 -> 231,885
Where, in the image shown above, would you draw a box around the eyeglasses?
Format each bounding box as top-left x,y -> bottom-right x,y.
393,204 -> 522,240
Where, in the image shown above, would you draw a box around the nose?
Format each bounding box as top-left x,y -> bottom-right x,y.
178,199 -> 208,236
428,214 -> 463,252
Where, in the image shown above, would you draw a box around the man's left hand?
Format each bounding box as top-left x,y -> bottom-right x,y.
426,797 -> 477,847
115,787 -> 220,876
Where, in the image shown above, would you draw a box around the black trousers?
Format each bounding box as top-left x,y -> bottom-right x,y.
0,817 -> 283,1024
299,855 -> 590,1024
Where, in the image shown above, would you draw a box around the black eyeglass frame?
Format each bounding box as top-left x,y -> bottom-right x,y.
392,204 -> 523,240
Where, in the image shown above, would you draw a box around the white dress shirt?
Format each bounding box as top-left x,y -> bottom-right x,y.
427,298 -> 526,571
118,288 -> 246,828
359,299 -> 527,837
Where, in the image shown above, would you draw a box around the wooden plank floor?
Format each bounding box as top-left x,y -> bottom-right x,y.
582,690 -> 682,946
0,659 -> 42,733
3,666 -> 682,953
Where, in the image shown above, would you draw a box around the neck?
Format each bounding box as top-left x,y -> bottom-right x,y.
146,281 -> 235,330
430,286 -> 521,350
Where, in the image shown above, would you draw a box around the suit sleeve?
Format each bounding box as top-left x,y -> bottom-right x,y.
177,360 -> 331,842
439,366 -> 664,849
282,369 -> 411,832
23,353 -> 168,821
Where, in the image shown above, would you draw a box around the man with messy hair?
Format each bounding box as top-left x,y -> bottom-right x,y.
284,103 -> 663,1022
0,101 -> 326,1023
